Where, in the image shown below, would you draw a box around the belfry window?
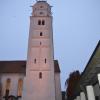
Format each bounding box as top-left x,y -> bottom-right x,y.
39,72 -> 42,79
42,20 -> 45,25
40,32 -> 43,36
38,20 -> 45,25
34,59 -> 36,64
38,20 -> 41,25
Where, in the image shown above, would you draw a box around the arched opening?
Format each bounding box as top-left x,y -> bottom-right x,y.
40,32 -> 43,36
38,20 -> 41,25
42,20 -> 45,25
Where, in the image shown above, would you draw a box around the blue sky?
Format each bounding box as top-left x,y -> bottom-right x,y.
0,0 -> 100,90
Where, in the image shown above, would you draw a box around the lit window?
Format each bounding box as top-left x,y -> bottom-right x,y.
39,72 -> 42,79
40,32 -> 43,36
5,78 -> 11,96
17,79 -> 23,97
42,20 -> 45,25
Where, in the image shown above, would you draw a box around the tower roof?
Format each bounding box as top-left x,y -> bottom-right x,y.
33,0 -> 51,8
31,0 -> 52,17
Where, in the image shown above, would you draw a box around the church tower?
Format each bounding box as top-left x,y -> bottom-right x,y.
22,1 -> 56,100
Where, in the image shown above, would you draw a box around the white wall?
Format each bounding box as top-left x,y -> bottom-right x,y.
55,73 -> 62,100
0,73 -> 24,100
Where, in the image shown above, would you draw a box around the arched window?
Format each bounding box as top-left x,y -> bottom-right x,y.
42,20 -> 45,25
17,79 -> 23,97
5,78 -> 11,96
39,72 -> 42,79
38,20 -> 41,25
40,6 -> 43,8
40,32 -> 43,36
34,59 -> 36,64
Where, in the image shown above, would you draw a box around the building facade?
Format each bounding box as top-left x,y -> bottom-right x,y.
0,1 -> 62,100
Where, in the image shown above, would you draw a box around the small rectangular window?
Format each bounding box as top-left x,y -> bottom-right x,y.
45,58 -> 46,64
40,42 -> 42,45
34,59 -> 36,64
40,32 -> 43,36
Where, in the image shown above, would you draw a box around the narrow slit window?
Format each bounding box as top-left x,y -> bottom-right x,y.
40,42 -> 42,45
45,58 -> 46,64
38,20 -> 41,25
34,59 -> 36,64
40,32 -> 43,36
42,20 -> 45,25
39,72 -> 42,79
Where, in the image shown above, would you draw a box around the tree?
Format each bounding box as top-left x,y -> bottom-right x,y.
65,70 -> 81,100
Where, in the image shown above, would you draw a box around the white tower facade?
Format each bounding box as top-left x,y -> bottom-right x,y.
22,1 -> 56,100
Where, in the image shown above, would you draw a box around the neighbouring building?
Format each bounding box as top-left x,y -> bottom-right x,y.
0,1 -> 62,100
66,40 -> 100,100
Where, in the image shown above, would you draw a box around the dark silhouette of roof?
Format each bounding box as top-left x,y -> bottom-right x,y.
0,60 -> 60,73
54,60 -> 61,73
81,40 -> 100,76
0,61 -> 26,73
